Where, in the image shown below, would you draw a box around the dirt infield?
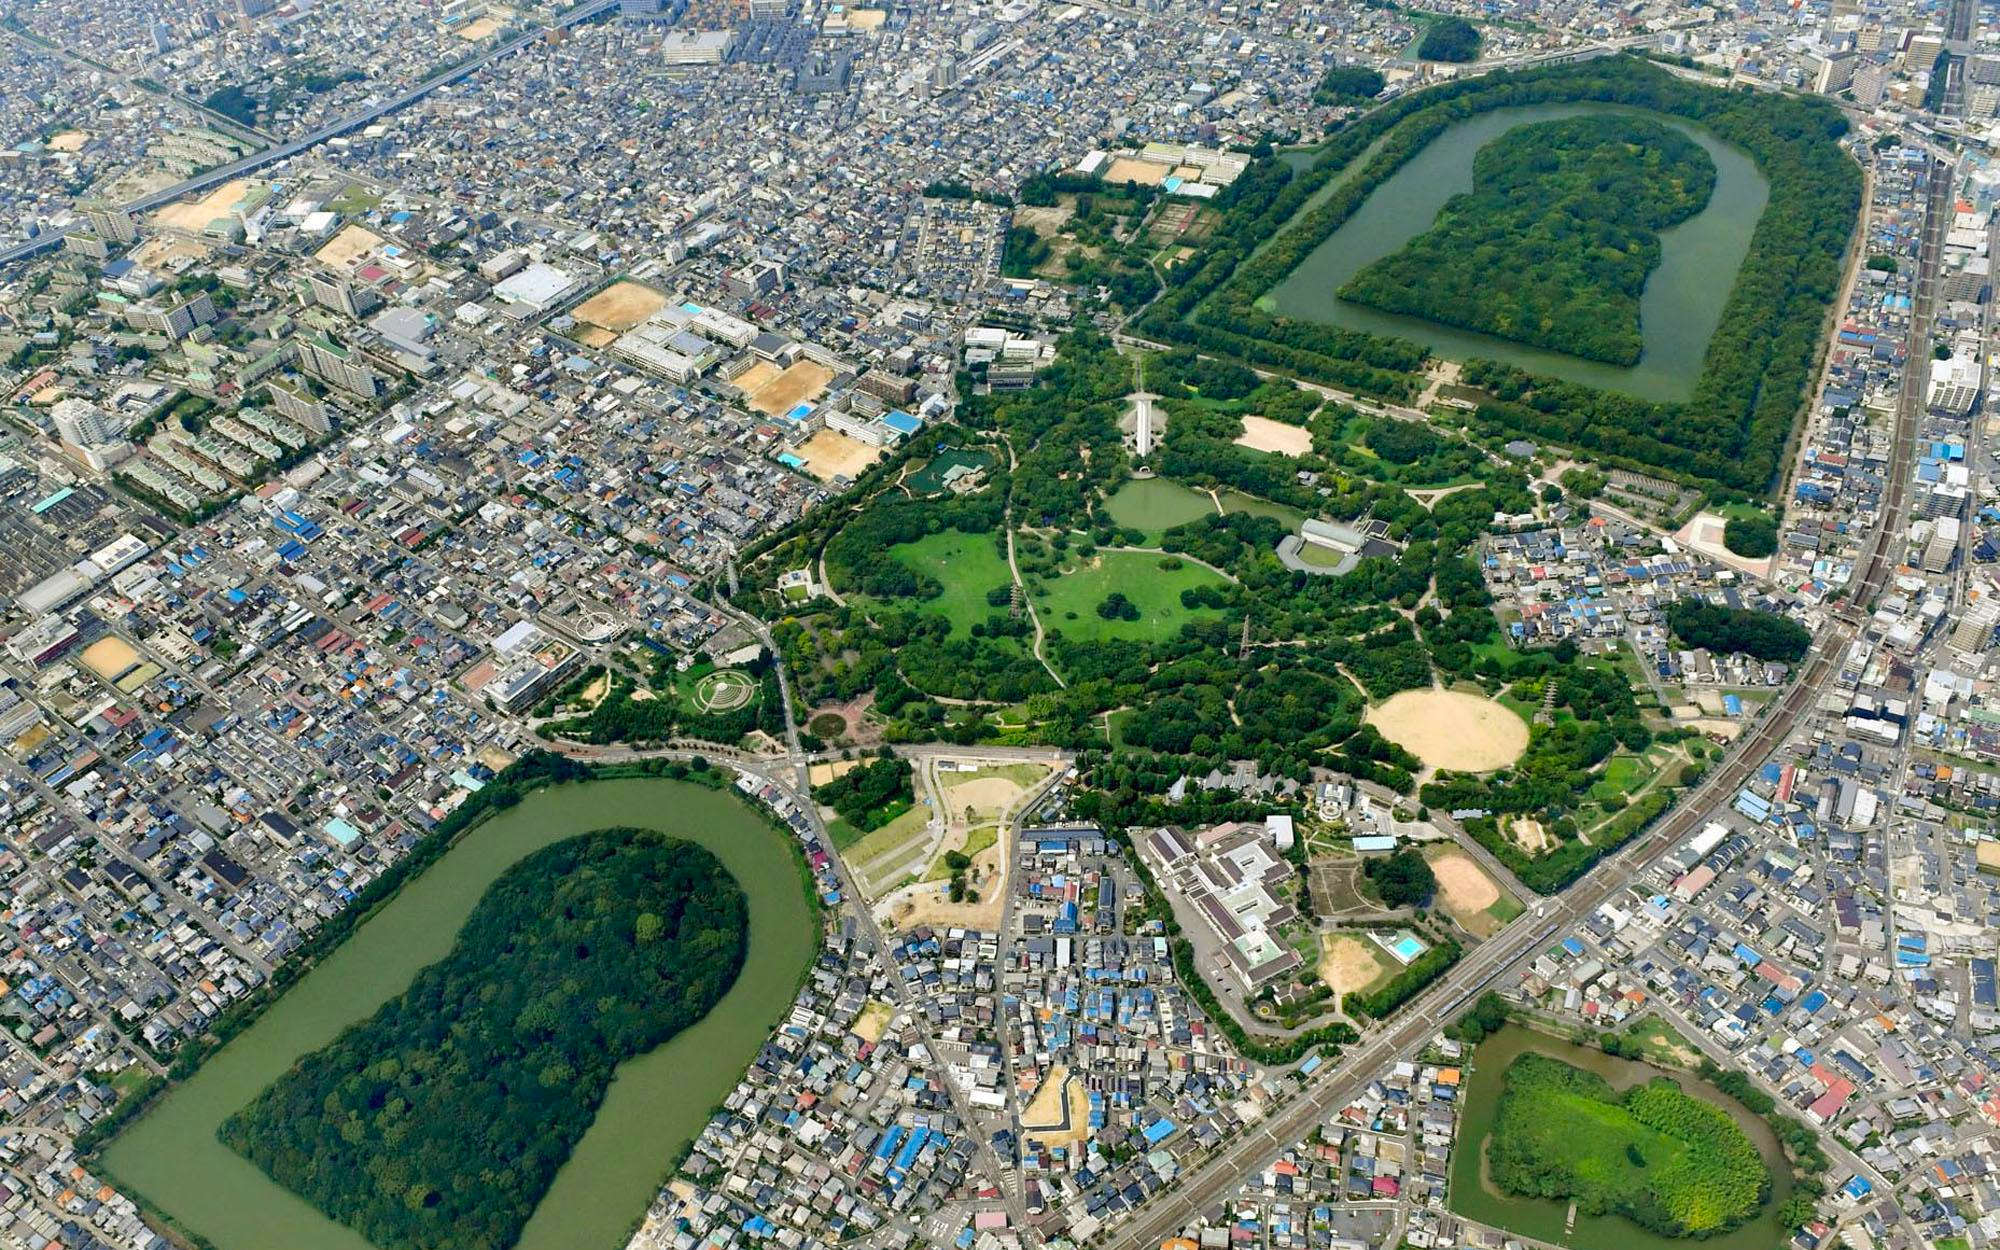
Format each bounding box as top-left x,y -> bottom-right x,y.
1365,688 -> 1528,772
1235,415 -> 1313,457
313,223 -> 383,268
1427,848 -> 1499,912
1424,844 -> 1515,936
744,360 -> 835,418
571,280 -> 668,333
793,429 -> 881,481
80,636 -> 140,682
153,179 -> 254,233
1103,157 -> 1170,186
1318,933 -> 1388,997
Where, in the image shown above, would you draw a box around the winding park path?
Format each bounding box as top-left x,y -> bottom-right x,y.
997,434 -> 1067,689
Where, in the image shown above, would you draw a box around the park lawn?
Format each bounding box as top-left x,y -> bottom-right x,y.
1486,890 -> 1526,926
1031,549 -> 1228,645
962,824 -> 998,859
927,823 -> 1001,881
961,762 -> 1048,789
883,529 -> 1017,635
666,662 -> 758,715
325,183 -> 382,215
1587,754 -> 1649,803
1216,488 -> 1306,529
1498,689 -> 1539,724
1469,637 -> 1528,672
1104,476 -> 1217,539
826,816 -> 871,850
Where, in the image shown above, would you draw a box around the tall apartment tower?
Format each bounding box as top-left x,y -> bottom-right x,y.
83,203 -> 139,244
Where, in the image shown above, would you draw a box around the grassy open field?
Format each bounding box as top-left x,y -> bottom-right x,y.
1031,549 -> 1227,644
1215,489 -> 1306,528
879,530 -> 1016,636
843,803 -> 935,894
1103,476 -> 1216,537
1588,754 -> 1651,802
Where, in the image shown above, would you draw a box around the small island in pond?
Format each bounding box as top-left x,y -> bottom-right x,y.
220,828 -> 748,1250
1339,114 -> 1718,366
1488,1051 -> 1771,1237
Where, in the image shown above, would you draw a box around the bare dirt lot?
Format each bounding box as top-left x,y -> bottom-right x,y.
806,759 -> 862,788
313,223 -> 383,268
1022,1067 -> 1091,1152
130,235 -> 215,270
1103,157 -> 1170,186
456,14 -> 501,38
850,1000 -> 894,1044
1365,688 -> 1529,773
794,429 -> 882,481
1318,933 -> 1388,999
1012,204 -> 1074,234
879,838 -> 1005,931
571,280 -> 668,333
1307,856 -> 1383,916
153,179 -> 256,234
743,360 -> 835,418
1234,415 -> 1314,457
1505,816 -> 1553,855
80,636 -> 140,682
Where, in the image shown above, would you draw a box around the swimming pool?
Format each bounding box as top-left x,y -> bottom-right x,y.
1374,929 -> 1430,964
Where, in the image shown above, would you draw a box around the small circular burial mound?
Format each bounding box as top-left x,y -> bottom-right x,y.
1364,688 -> 1528,772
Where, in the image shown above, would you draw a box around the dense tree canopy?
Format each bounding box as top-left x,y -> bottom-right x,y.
1665,599 -> 1811,662
1722,512 -> 1778,557
1417,16 -> 1482,62
1363,847 -> 1437,907
221,830 -> 747,1250
811,753 -> 915,832
1340,116 -> 1717,366
1489,1053 -> 1771,1236
1316,64 -> 1387,104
